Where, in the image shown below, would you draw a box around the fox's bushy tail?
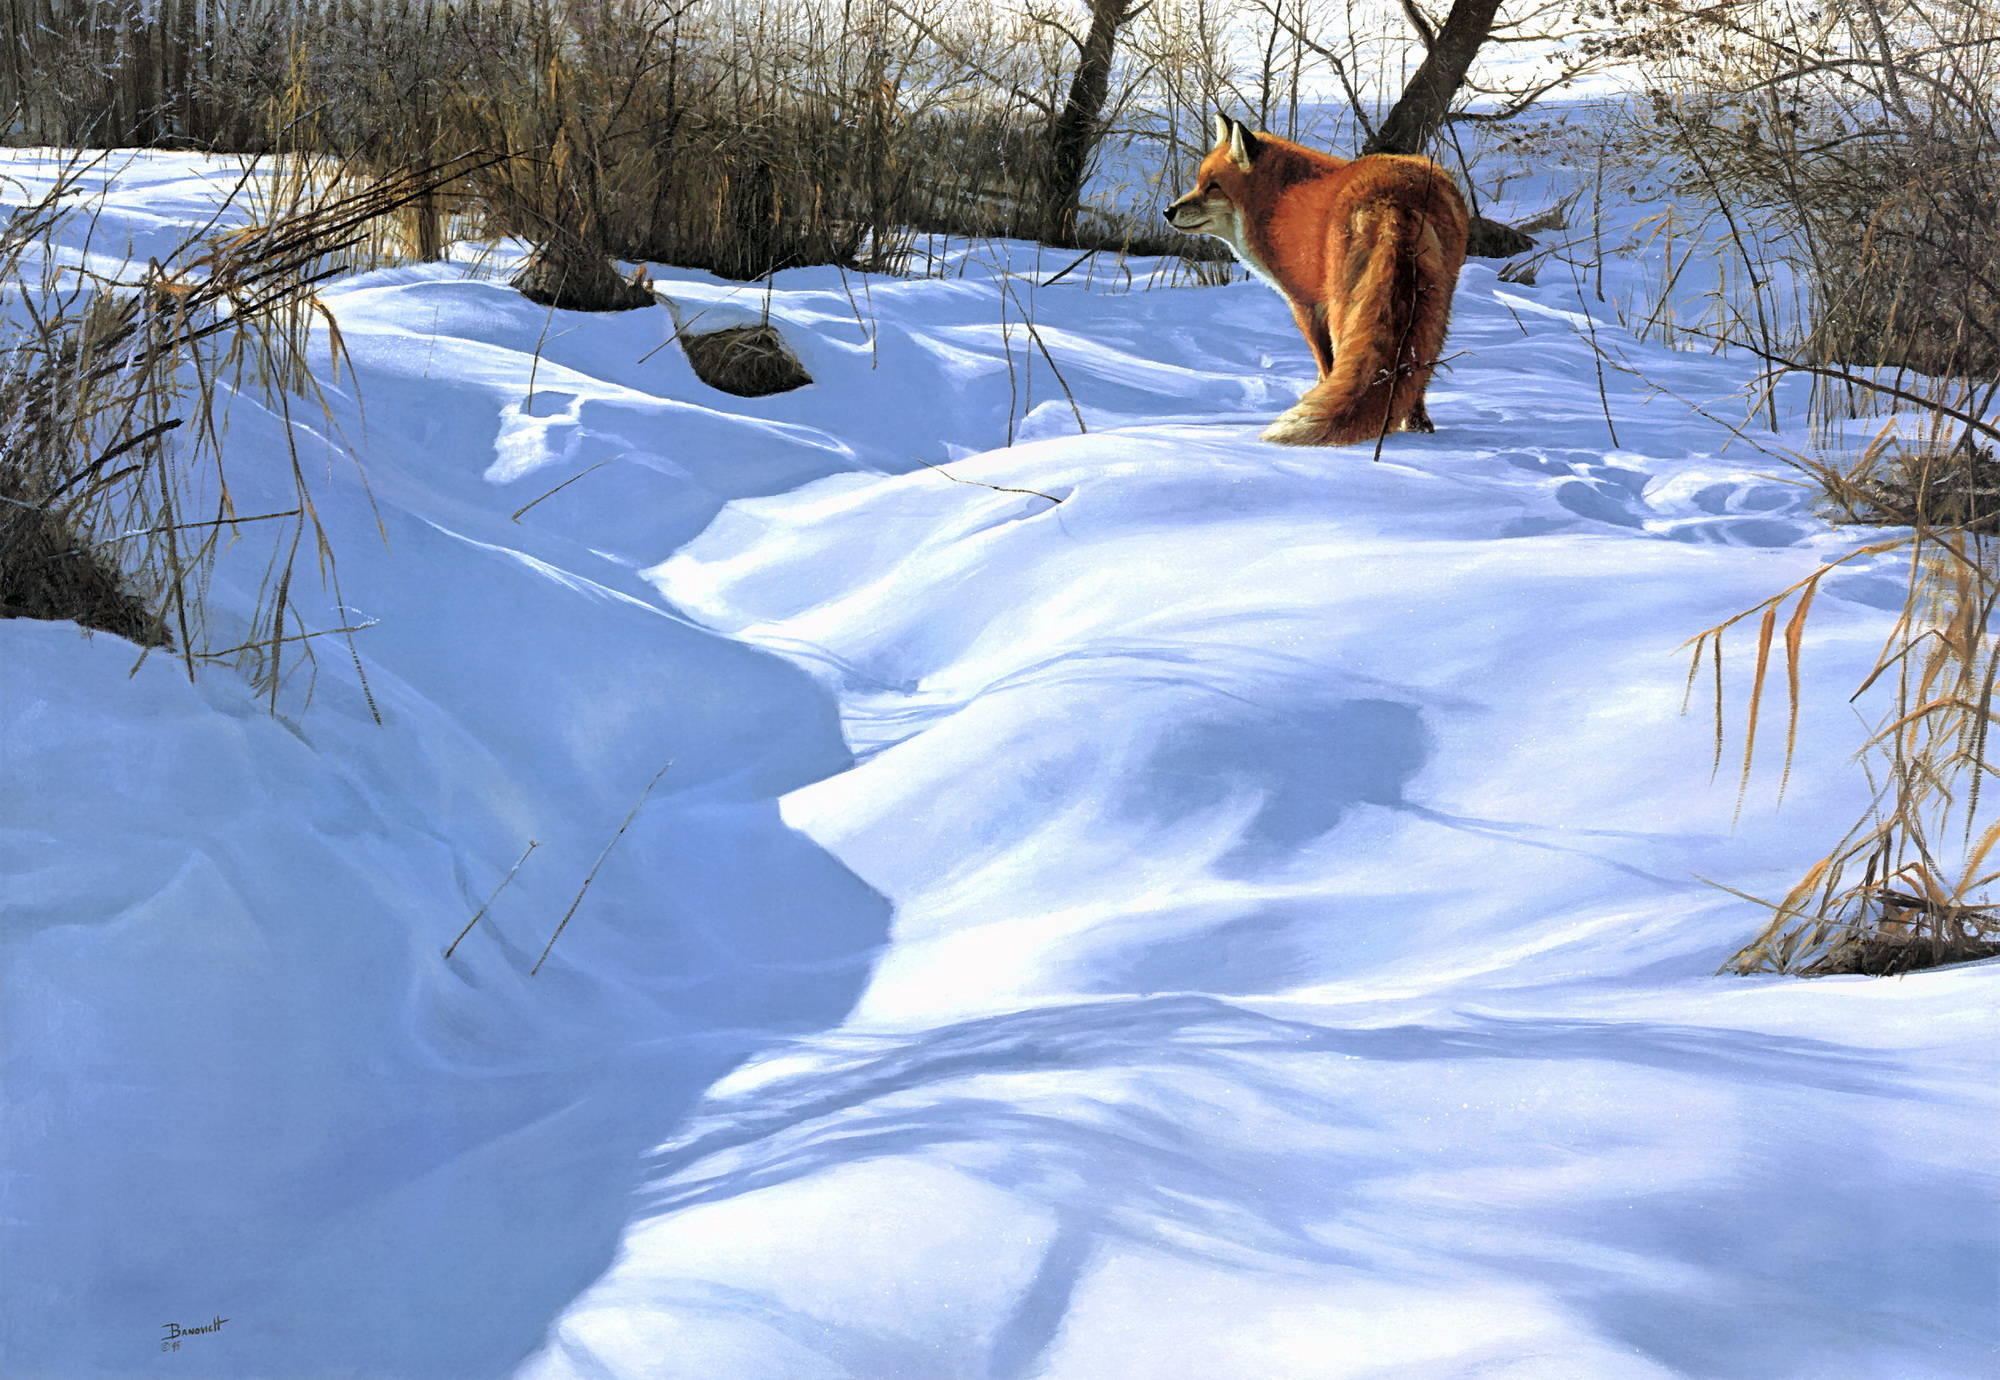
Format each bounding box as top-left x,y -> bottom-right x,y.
1262,203 -> 1454,447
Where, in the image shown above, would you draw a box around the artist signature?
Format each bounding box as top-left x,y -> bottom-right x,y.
160,1316 -> 229,1352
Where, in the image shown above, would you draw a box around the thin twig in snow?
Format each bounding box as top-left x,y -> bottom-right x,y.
531,761 -> 673,976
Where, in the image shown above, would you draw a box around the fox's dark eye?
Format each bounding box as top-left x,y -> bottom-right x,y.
1203,180 -> 1220,195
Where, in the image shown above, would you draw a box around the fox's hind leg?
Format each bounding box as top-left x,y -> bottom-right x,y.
1289,301 -> 1334,378
1402,396 -> 1434,433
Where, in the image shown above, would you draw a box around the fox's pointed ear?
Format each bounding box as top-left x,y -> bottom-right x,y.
1226,117 -> 1260,170
1212,112 -> 1232,148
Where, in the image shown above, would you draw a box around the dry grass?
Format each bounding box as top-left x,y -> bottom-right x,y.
680,323 -> 812,397
1686,454 -> 2000,974
1582,0 -> 2000,975
1821,441 -> 2000,535
0,163 -> 168,644
0,151 -> 492,704
1688,522 -> 2000,974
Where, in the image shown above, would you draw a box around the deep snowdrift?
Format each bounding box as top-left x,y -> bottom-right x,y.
1,150 -> 1993,1379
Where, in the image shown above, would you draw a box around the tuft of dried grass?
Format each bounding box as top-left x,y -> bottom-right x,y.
0,486 -> 170,646
1804,920 -> 2000,978
0,151 -> 494,705
1594,0 -> 2000,975
1821,441 -> 2000,534
679,322 -> 811,397
1697,516 -> 2000,975
512,245 -> 658,313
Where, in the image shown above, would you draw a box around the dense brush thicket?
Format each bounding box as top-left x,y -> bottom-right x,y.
1612,0 -> 2000,382
1,0 -> 1211,282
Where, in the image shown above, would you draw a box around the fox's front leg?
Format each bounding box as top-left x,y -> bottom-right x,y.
1288,300 -> 1333,378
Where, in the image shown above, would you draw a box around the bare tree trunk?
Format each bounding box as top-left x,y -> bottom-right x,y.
1036,0 -> 1135,245
1362,0 -> 1531,257
1361,0 -> 1504,157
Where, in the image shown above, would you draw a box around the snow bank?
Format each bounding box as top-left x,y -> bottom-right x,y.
1,150 -> 1992,1379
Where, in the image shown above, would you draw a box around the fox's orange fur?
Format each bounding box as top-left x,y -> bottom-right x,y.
1165,114 -> 1469,446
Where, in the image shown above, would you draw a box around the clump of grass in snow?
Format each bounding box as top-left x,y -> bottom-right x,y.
0,151 -> 492,707
1820,440 -> 2000,536
1690,473 -> 2000,976
680,323 -> 812,397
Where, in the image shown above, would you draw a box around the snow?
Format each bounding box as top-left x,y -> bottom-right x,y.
2,146 -> 1994,1379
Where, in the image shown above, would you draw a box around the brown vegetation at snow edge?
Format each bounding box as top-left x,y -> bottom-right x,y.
1,0 -> 1241,285
1621,0 -> 2000,975
0,154 -> 488,706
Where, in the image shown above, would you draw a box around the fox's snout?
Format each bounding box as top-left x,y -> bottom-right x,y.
1163,187 -> 1228,234
1165,193 -> 1239,247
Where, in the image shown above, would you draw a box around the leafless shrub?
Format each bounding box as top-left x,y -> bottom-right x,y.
8,0 -> 1601,289
1604,0 -> 2000,385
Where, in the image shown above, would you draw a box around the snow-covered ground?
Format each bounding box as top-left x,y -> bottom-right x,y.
2,148 -> 1994,1379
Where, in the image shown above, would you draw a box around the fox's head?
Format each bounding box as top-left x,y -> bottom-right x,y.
1163,114 -> 1263,238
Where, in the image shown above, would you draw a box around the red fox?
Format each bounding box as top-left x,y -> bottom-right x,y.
1165,114 -> 1469,446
